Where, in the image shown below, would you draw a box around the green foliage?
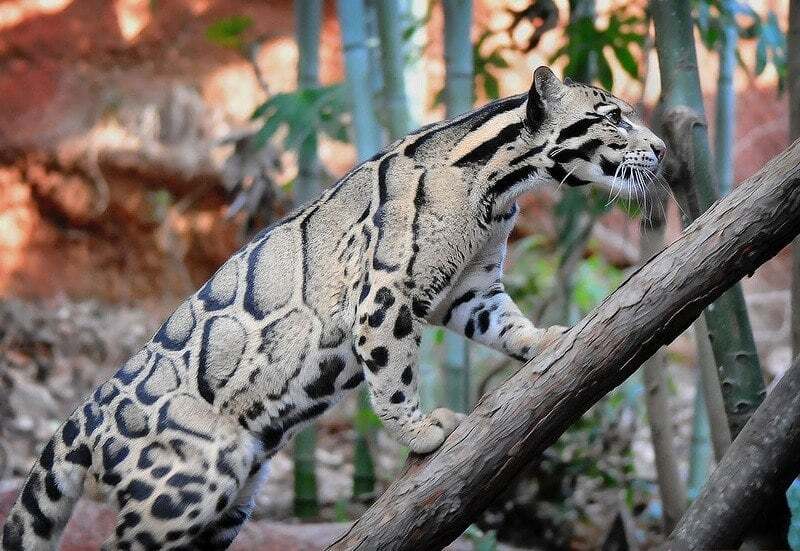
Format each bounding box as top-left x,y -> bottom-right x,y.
462,524 -> 499,551
549,8 -> 646,89
503,225 -> 622,321
205,15 -> 253,49
754,12 -> 787,83
251,85 -> 351,151
473,31 -> 509,100
354,400 -> 383,434
694,1 -> 787,85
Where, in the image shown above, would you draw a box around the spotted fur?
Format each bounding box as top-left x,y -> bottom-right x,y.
1,67 -> 664,550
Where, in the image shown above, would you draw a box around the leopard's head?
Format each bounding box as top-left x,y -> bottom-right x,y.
526,66 -> 666,194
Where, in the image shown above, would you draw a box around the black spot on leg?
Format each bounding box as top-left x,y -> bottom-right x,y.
478,310 -> 491,334
127,479 -> 154,501
65,444 -> 92,467
62,419 -> 80,446
342,371 -> 364,389
44,472 -> 62,501
304,356 -> 346,399
464,319 -> 475,339
151,493 -> 190,519
83,403 -> 104,436
135,530 -> 161,551
21,473 -> 53,539
39,440 -> 54,470
371,347 -> 389,368
102,438 -> 130,471
2,513 -> 25,551
393,305 -> 413,339
390,391 -> 405,404
151,466 -> 170,478
401,366 -> 413,385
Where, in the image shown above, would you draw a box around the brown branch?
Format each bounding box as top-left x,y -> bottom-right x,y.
665,355 -> 800,549
327,140 -> 800,551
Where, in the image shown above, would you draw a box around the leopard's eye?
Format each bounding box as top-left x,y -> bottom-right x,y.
606,109 -> 622,125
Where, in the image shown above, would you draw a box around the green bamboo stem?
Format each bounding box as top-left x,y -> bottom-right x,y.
337,0 -> 382,160
352,389 -> 377,499
376,0 -> 411,138
687,372 -> 711,502
443,0 -> 474,116
441,0 -> 474,413
714,2 -> 737,197
293,427 -> 319,517
294,0 -> 323,206
651,0 -> 765,440
694,315 -> 732,461
292,0 -> 323,518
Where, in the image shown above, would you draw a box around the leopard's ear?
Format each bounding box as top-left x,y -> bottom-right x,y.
527,66 -> 566,130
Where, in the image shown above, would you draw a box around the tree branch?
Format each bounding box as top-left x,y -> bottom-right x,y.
665,355 -> 800,549
327,140 -> 800,551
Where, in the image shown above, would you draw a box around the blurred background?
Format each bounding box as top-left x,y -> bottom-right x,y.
0,0 -> 795,549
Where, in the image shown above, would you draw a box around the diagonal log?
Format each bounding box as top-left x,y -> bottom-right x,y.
665,355 -> 800,550
327,140 -> 800,551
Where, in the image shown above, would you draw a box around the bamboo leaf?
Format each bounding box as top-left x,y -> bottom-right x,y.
205,15 -> 253,49
612,45 -> 638,79
483,74 -> 500,100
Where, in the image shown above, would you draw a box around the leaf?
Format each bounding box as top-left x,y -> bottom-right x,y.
483,73 -> 500,100
755,36 -> 767,75
205,15 -> 253,49
612,44 -> 638,79
596,53 -> 614,90
485,51 -> 509,69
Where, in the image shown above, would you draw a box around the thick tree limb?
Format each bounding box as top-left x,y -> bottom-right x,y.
665,355 -> 800,549
327,140 -> 800,551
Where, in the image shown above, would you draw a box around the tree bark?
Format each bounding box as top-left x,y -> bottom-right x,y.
665,356 -> 800,549
789,0 -> 800,359
326,140 -> 800,551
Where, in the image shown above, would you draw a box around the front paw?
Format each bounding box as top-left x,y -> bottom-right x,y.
407,407 -> 466,454
539,325 -> 569,350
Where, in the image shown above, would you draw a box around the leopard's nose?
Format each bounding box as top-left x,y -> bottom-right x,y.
651,143 -> 666,161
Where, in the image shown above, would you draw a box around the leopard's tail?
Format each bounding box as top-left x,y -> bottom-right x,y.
2,413 -> 90,551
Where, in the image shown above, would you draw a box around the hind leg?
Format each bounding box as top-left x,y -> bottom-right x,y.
102,436 -> 261,551
190,461 -> 270,550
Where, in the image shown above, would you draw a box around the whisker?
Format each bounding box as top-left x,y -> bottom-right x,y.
557,165 -> 578,192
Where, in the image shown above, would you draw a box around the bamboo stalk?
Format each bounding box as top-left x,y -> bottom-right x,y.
686,373 -> 711,501
714,1 -> 737,196
694,315 -> 731,460
441,0 -> 474,413
337,0 -> 382,160
376,0 -> 411,138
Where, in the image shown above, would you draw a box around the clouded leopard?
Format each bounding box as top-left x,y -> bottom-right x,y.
2,67 -> 665,550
